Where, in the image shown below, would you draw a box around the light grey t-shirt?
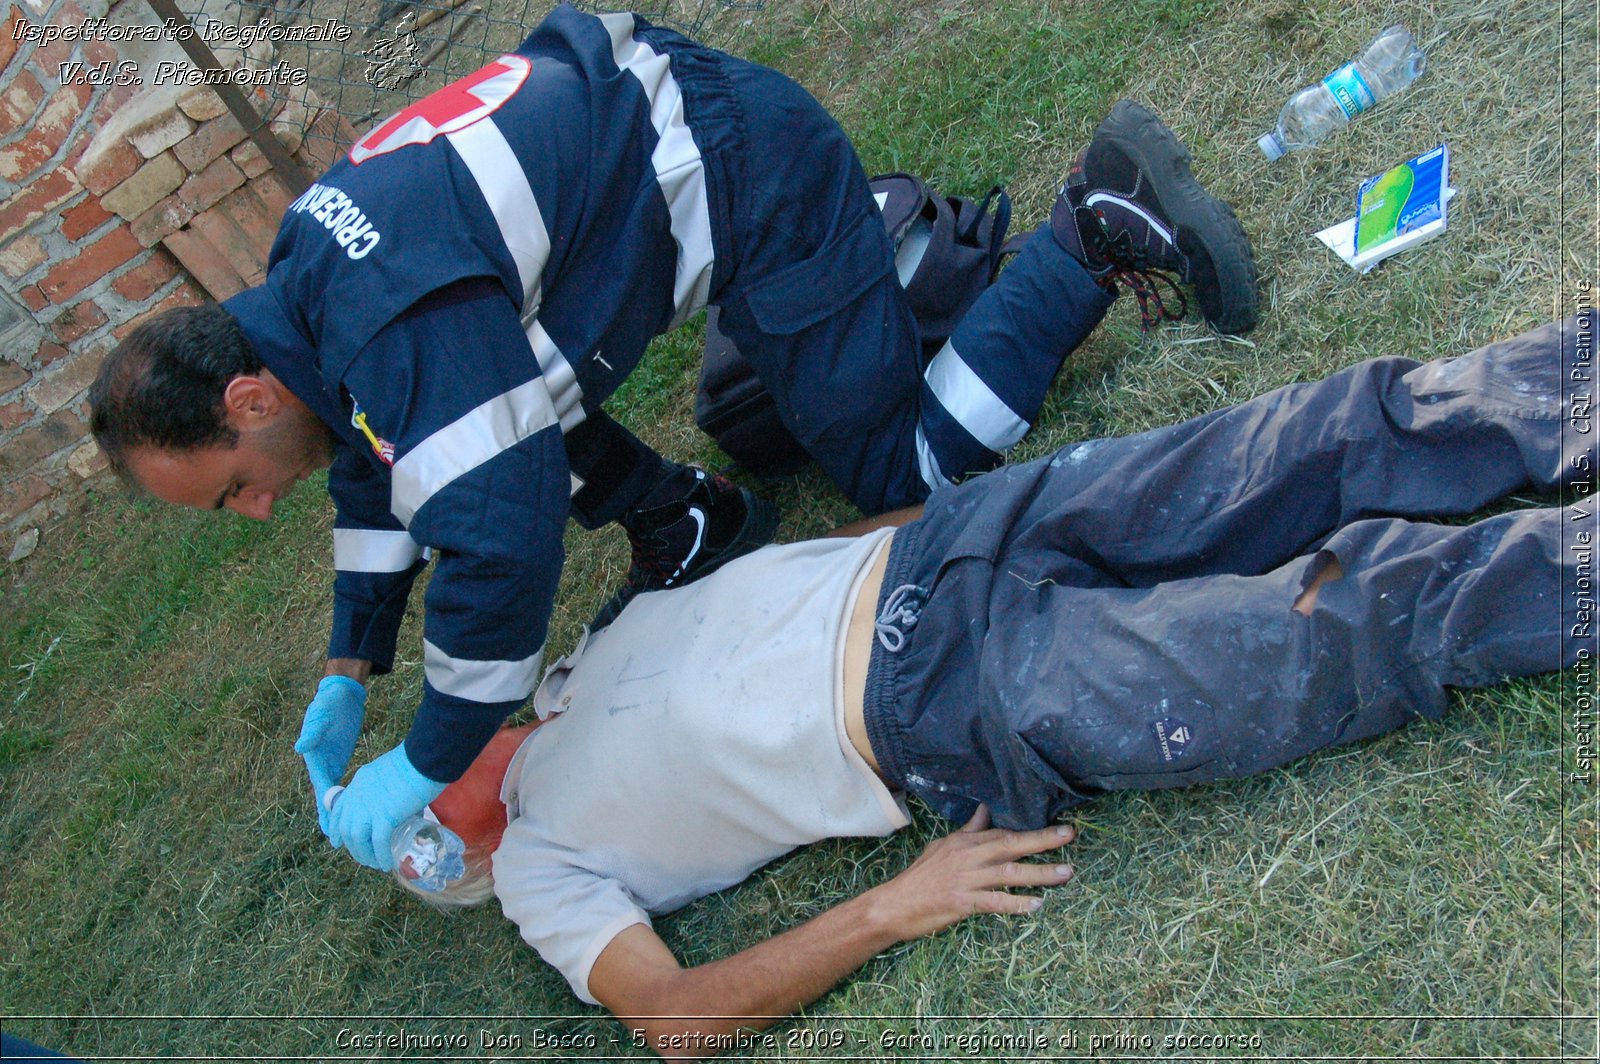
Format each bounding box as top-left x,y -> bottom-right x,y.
492,529 -> 908,1004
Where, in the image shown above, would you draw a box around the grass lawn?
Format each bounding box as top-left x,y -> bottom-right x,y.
2,0 -> 1595,1058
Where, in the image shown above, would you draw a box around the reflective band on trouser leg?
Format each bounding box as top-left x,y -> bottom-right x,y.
914,229 -> 1114,487
598,12 -> 715,326
915,342 -> 1028,488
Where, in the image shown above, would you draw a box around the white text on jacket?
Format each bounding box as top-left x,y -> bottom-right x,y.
288,183 -> 382,260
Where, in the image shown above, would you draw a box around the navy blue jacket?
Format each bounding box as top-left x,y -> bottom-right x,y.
224,5 -> 737,782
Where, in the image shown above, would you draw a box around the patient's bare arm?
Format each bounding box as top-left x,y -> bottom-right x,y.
588,807 -> 1075,1060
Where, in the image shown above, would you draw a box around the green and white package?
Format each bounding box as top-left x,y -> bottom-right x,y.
1354,144 -> 1450,259
1314,144 -> 1455,274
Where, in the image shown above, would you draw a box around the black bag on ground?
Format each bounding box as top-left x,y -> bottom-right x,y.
695,173 -> 1016,476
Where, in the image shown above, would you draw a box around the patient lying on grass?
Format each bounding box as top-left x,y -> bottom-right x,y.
395,318 -> 1590,1058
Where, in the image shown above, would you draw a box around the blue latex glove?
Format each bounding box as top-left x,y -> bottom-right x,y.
294,676 -> 367,835
326,743 -> 446,871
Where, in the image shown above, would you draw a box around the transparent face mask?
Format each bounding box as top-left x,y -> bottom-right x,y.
324,786 -> 469,893
392,810 -> 469,893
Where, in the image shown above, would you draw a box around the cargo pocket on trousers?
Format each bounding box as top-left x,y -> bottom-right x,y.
743,209 -> 894,335
735,210 -> 905,444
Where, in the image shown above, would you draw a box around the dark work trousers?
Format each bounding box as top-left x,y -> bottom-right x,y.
572,51 -> 1115,522
864,316 -> 1594,827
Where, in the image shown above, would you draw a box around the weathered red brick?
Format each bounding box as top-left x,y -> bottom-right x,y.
129,109 -> 194,159
76,134 -> 140,196
0,124 -> 58,183
35,341 -> 67,365
49,300 -> 108,343
218,185 -> 278,261
177,156 -> 245,214
0,168 -> 81,242
177,85 -> 227,122
191,207 -> 265,287
129,192 -> 196,247
0,407 -> 87,477
83,38 -> 116,69
0,69 -> 41,131
174,113 -> 247,173
60,129 -> 91,174
100,152 -> 184,219
230,139 -> 269,179
60,197 -> 113,241
162,227 -> 245,300
110,247 -> 179,302
0,400 -> 31,430
113,280 -> 207,337
1,474 -> 51,524
67,438 -> 108,477
34,35 -> 79,82
25,348 -> 100,414
98,79 -> 142,119
156,280 -> 205,310
40,227 -> 142,303
48,72 -> 93,112
1,8 -> 23,73
250,172 -> 295,223
19,284 -> 47,312
8,122 -> 66,182
0,233 -> 47,279
0,359 -> 28,393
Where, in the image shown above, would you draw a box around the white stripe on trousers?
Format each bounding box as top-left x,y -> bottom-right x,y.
598,12 -> 716,327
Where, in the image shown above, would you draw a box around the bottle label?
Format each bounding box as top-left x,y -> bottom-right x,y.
1323,62 -> 1377,119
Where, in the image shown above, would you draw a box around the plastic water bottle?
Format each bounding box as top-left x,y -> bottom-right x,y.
322,786 -> 468,892
1257,25 -> 1427,160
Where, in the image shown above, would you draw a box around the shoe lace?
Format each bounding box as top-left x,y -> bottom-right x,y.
623,471 -> 742,586
1096,229 -> 1187,330
629,547 -> 677,584
627,510 -> 694,584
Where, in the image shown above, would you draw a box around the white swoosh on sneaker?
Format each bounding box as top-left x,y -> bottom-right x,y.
1084,191 -> 1175,243
668,507 -> 707,583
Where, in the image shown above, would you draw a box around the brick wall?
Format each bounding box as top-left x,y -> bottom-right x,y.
0,0 -> 352,555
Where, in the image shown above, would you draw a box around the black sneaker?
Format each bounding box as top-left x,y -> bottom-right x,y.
591,465 -> 779,628
1051,100 -> 1258,335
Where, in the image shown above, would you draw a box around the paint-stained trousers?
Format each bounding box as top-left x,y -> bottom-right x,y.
863,316 -> 1595,828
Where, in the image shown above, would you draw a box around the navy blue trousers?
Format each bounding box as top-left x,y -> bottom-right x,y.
656,45 -> 1113,516
571,32 -> 1114,521
864,316 -> 1595,827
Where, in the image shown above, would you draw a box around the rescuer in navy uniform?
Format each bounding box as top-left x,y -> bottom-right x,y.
88,5 -> 1258,871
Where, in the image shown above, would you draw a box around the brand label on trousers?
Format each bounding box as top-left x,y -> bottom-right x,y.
1152,717 -> 1194,763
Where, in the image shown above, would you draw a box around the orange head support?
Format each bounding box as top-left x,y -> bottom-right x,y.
429,723 -> 536,858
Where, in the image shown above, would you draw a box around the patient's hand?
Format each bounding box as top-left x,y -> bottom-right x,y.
869,805 -> 1076,941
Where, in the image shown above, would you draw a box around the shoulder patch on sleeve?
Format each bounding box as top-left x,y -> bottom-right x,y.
351,55 -> 533,164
